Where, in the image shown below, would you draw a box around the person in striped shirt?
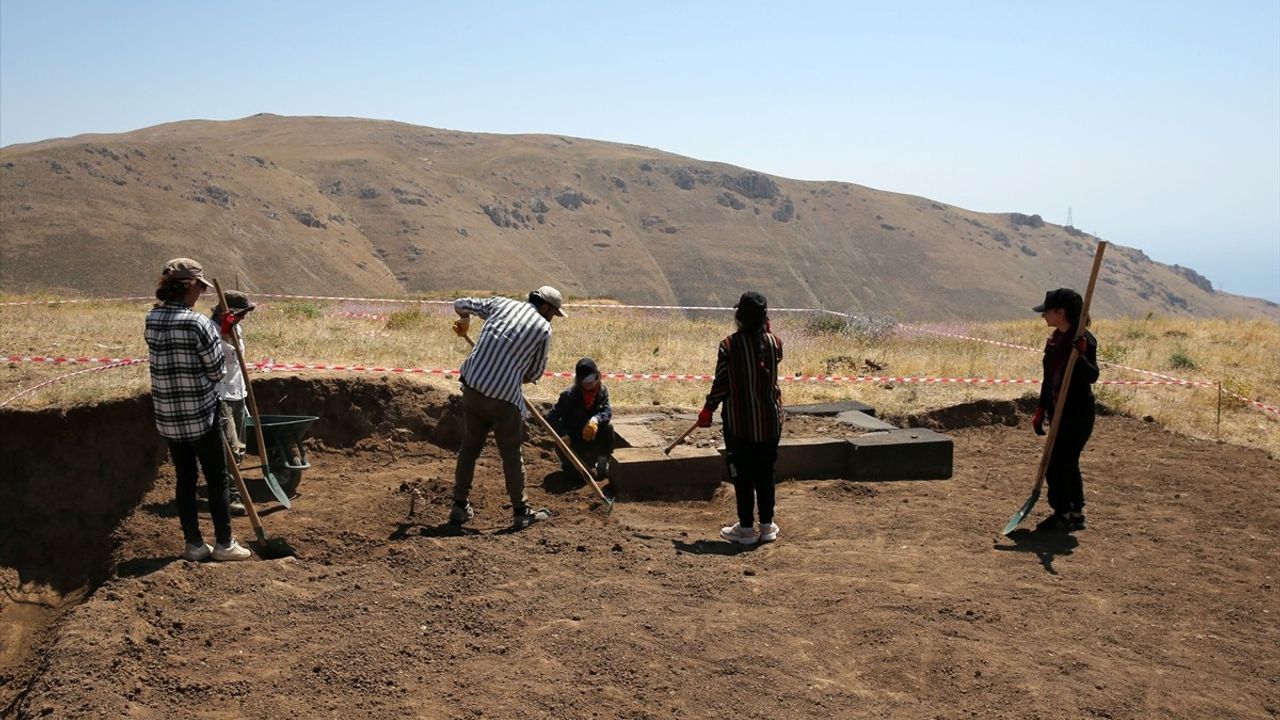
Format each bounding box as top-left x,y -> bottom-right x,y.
696,291 -> 785,545
448,286 -> 565,528
144,258 -> 251,562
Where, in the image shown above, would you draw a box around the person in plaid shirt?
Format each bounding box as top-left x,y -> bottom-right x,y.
145,258 -> 250,562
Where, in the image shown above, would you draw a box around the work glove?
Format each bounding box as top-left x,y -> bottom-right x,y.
452,316 -> 470,338
219,312 -> 239,335
582,418 -> 599,441
1074,337 -> 1088,355
1032,406 -> 1046,436
696,407 -> 714,428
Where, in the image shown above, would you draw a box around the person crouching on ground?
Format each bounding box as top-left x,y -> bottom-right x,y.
212,290 -> 256,516
546,358 -> 614,480
448,286 -> 565,528
1031,288 -> 1100,532
144,258 -> 251,561
696,291 -> 784,545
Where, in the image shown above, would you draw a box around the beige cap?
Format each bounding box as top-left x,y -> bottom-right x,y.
162,258 -> 213,288
532,285 -> 567,317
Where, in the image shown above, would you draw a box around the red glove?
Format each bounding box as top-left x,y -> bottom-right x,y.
696,407 -> 714,428
219,312 -> 239,335
1032,406 -> 1046,436
1074,337 -> 1088,355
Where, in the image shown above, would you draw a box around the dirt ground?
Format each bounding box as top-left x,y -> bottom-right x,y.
4,396 -> 1279,719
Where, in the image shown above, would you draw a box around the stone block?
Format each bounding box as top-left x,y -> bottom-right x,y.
609,446 -> 723,501
847,429 -> 952,481
771,437 -> 850,480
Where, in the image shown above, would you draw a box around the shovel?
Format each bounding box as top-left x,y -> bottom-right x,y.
461,333 -> 613,513
212,278 -> 291,508
663,419 -> 700,454
1002,241 -> 1107,535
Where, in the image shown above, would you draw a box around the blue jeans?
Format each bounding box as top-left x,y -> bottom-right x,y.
167,424 -> 232,546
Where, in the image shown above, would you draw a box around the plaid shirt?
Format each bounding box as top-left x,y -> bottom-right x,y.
145,302 -> 226,441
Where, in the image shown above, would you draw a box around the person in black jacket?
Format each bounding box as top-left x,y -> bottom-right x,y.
1031,288 -> 1100,532
546,358 -> 614,479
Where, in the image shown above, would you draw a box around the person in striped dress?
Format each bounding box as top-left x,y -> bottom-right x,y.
448,286 -> 565,528
696,291 -> 785,545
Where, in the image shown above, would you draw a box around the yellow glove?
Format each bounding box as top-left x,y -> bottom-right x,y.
452,317 -> 470,337
582,418 -> 598,441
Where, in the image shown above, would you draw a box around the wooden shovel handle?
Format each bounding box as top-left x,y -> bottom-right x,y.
663,420 -> 700,455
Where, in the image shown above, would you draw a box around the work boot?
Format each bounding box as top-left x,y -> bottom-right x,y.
212,538 -> 252,562
1034,513 -> 1070,533
182,542 -> 212,562
720,522 -> 759,545
229,491 -> 247,517
448,501 -> 474,525
1067,512 -> 1086,531
512,506 -> 551,529
593,455 -> 610,480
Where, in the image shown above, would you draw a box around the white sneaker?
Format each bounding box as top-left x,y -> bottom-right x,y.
212,539 -> 252,562
182,543 -> 212,561
719,522 -> 759,545
759,522 -> 780,542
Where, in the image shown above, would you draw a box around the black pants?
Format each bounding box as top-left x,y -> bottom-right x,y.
724,430 -> 779,527
1046,410 -> 1094,515
167,425 -> 232,547
562,423 -> 615,466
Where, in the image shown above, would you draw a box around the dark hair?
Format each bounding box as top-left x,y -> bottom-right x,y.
154,276 -> 191,303
735,304 -> 767,334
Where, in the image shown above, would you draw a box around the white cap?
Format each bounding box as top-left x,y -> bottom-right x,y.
532,285 -> 567,317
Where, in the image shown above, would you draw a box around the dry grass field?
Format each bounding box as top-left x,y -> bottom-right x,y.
2,294 -> 1276,456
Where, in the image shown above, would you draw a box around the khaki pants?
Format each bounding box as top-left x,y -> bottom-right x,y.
453,386 -> 528,510
220,398 -> 247,462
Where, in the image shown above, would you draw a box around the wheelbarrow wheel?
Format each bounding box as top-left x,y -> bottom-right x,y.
282,454 -> 304,497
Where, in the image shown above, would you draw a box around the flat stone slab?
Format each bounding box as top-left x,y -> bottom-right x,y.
847,429 -> 952,481
834,410 -> 897,432
787,401 -> 877,417
610,446 -> 723,501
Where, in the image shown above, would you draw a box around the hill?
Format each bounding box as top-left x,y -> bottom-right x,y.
1,114 -> 1272,320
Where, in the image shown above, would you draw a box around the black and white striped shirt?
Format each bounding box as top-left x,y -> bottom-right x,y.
145,301 -> 226,441
456,296 -> 551,415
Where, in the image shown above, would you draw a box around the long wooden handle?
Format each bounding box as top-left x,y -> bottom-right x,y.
223,434 -> 265,540
212,279 -> 270,472
1031,241 -> 1107,491
462,332 -> 610,504
663,420 -> 699,455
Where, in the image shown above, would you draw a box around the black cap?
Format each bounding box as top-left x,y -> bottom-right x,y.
734,291 -> 768,312
575,357 -> 600,384
1033,288 -> 1082,313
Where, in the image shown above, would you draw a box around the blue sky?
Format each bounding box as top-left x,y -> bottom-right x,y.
2,1 -> 1277,301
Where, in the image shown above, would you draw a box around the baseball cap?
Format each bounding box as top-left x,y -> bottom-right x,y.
532,285 -> 567,317
213,290 -> 256,316
1033,288 -> 1082,313
162,258 -> 213,288
735,291 -> 768,312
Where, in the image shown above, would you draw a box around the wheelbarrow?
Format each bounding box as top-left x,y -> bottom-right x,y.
243,414 -> 319,509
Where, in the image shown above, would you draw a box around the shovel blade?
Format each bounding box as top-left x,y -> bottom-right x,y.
1002,486 -> 1041,536
260,467 -> 293,509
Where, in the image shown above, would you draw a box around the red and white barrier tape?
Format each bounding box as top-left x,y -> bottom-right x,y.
0,296 -> 152,307
0,359 -> 145,407
5,352 -> 1275,414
